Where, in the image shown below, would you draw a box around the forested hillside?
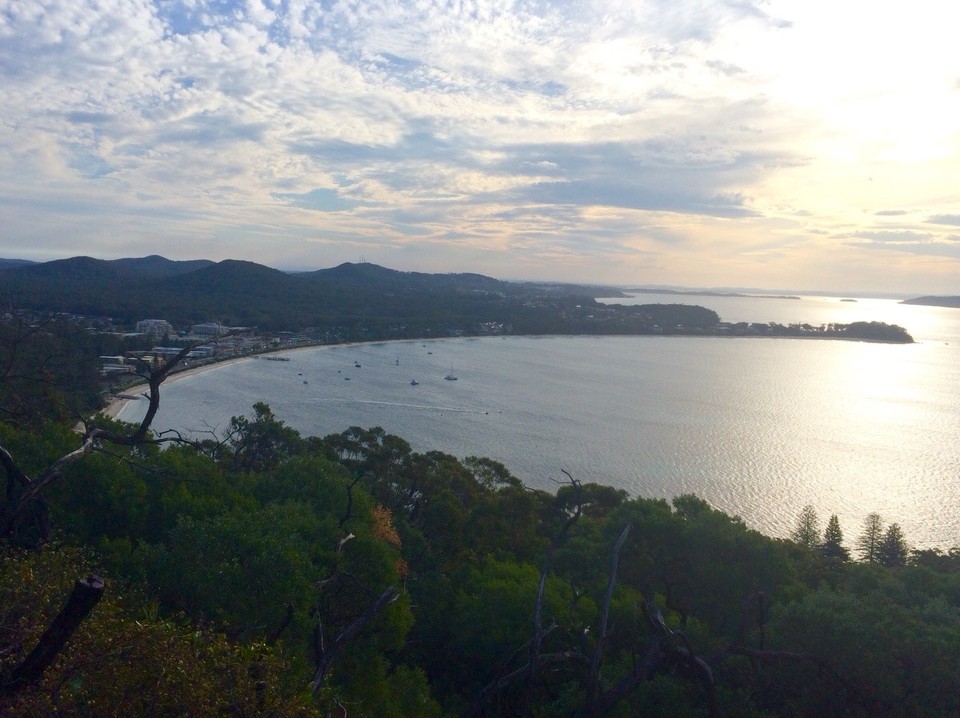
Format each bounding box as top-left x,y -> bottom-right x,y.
0,309 -> 952,717
0,256 -> 626,332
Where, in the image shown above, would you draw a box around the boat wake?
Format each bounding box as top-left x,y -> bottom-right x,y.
314,398 -> 488,414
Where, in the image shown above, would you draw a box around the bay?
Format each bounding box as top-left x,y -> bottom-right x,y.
119,295 -> 960,549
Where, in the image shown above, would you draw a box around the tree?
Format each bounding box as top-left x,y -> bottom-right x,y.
791,505 -> 821,550
223,401 -> 305,472
856,513 -> 884,563
821,514 -> 849,560
877,523 -> 909,568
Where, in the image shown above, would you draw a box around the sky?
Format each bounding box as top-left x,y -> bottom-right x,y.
1,1 -> 959,294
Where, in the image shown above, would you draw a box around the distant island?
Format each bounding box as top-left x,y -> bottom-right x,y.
901,295 -> 960,309
624,286 -> 801,300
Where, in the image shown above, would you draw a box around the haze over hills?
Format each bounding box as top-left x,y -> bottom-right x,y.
0,255 -> 640,335
900,295 -> 960,308
0,255 -> 950,327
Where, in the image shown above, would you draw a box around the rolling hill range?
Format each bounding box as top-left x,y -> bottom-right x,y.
0,255 -> 626,333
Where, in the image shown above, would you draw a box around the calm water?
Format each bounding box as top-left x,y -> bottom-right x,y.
120,295 -> 960,549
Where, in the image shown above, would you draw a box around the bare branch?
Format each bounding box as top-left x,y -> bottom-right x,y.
310,586 -> 400,693
0,340 -> 212,541
463,651 -> 589,718
584,523 -> 631,715
519,470 -> 584,716
0,575 -> 105,695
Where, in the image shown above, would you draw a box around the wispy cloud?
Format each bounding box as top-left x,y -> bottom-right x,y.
927,215 -> 960,227
0,0 -> 958,291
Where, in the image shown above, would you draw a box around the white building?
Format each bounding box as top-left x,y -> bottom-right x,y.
190,322 -> 227,337
136,319 -> 174,339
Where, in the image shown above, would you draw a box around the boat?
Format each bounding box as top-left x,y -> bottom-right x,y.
303,380 -> 308,384
445,372 -> 457,381
410,379 -> 419,386
354,361 -> 361,368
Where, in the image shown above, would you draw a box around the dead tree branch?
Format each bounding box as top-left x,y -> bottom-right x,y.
310,586 -> 400,693
520,470 -> 584,716
0,343 -> 201,541
0,574 -> 105,695
583,522 -> 631,716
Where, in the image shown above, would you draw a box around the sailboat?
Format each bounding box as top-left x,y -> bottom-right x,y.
444,367 -> 458,381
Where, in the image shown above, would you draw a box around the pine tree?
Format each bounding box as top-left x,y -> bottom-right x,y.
877,523 -> 909,567
821,514 -> 849,560
856,513 -> 884,563
791,505 -> 821,550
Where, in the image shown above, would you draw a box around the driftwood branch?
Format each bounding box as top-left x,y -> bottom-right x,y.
1,574 -> 105,695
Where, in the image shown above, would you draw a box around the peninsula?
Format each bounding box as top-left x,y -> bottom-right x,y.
0,255 -> 913,345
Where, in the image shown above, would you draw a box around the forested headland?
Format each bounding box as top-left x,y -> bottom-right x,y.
0,293 -> 956,717
0,255 -> 914,343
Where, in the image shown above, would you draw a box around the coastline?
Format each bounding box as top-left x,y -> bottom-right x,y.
101,355 -> 256,421
99,339 -> 395,420
99,324 -> 915,421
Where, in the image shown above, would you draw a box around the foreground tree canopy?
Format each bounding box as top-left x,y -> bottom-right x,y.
0,327 -> 956,716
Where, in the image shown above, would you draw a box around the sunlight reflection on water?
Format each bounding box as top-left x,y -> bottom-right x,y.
120,297 -> 960,548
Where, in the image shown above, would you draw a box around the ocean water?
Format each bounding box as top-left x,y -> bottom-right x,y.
119,295 -> 960,549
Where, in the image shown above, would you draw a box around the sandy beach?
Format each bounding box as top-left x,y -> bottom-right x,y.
100,355 -> 256,421
98,340 -> 382,421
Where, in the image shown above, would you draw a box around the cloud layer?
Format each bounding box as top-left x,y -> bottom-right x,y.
1,0 -> 958,292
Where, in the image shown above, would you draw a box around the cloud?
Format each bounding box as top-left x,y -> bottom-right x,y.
853,230 -> 933,244
0,0 -> 957,292
845,230 -> 960,259
926,214 -> 960,226
273,188 -> 363,212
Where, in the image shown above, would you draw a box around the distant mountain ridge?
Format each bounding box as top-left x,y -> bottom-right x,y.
0,255 -> 917,342
0,255 -> 609,331
0,258 -> 37,270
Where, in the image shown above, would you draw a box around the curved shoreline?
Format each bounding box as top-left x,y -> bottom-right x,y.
101,326 -> 915,421
101,339 -> 411,420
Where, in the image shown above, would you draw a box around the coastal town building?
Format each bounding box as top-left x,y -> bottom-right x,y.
135,319 -> 174,339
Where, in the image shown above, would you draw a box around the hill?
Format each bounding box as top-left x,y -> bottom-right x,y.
0,256 -> 629,334
0,256 -> 912,343
0,258 -> 36,269
901,295 -> 960,308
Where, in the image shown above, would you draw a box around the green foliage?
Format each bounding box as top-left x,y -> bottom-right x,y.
821,514 -> 850,561
2,388 -> 960,717
139,503 -> 323,631
0,313 -> 108,426
0,544 -> 319,717
856,512 -> 884,563
791,504 -> 821,550
766,578 -> 960,716
225,401 -> 306,472
877,523 -> 909,568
